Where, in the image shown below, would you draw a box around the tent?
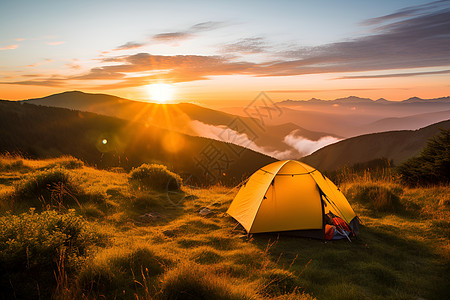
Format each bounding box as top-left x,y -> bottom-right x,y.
227,160 -> 359,239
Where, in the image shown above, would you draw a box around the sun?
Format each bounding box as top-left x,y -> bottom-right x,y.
146,83 -> 175,103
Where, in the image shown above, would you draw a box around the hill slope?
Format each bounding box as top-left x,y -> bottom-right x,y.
302,120 -> 450,171
22,91 -> 337,158
0,100 -> 276,183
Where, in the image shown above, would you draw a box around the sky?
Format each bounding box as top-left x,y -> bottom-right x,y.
0,0 -> 449,106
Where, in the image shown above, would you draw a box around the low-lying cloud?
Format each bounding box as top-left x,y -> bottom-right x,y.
189,120 -> 340,159
284,131 -> 341,157
189,120 -> 292,159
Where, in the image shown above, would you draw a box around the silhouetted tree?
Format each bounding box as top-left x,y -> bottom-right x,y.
398,129 -> 450,185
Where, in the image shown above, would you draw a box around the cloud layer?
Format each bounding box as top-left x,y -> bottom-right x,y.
284,132 -> 341,157
2,2 -> 449,89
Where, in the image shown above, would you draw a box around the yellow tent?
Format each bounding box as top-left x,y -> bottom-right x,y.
227,160 -> 358,239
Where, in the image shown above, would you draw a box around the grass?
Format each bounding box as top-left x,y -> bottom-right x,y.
0,155 -> 449,299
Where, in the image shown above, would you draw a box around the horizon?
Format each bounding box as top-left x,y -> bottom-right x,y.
1,0 -> 449,106
3,89 -> 450,107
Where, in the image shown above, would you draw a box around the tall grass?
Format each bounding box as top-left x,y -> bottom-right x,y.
13,169 -> 81,209
158,262 -> 254,300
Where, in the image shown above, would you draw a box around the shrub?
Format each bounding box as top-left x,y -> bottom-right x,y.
158,262 -> 252,300
13,169 -> 82,209
47,157 -> 84,170
0,159 -> 24,172
345,183 -> 403,213
0,209 -> 102,299
398,129 -> 450,186
0,209 -> 99,270
129,164 -> 182,192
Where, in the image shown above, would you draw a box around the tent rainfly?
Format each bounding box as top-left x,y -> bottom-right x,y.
227,160 -> 359,239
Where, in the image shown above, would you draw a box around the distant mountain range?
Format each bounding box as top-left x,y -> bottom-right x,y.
1,91 -> 449,179
279,96 -> 450,105
0,100 -> 275,184
224,95 -> 450,137
302,119 -> 450,171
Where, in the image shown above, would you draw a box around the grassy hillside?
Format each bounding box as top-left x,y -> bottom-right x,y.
0,100 -> 275,184
302,120 -> 450,171
0,155 -> 448,299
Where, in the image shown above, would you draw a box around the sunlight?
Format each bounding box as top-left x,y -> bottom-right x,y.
146,83 -> 175,103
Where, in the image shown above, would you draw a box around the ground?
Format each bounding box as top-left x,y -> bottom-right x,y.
0,155 -> 449,299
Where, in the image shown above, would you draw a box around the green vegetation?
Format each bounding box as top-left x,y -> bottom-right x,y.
129,163 -> 182,191
0,209 -> 104,299
0,155 -> 448,299
399,129 -> 450,186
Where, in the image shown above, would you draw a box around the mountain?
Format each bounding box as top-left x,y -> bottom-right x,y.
401,96 -> 450,103
301,120 -> 450,171
360,110 -> 450,133
224,95 -> 450,137
224,105 -> 378,137
278,96 -> 450,106
22,91 -> 337,159
0,100 -> 276,184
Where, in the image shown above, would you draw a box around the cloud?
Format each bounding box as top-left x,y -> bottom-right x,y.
3,3 -> 449,89
27,59 -> 53,68
65,59 -> 81,70
284,131 -> 341,157
361,0 -> 446,26
152,21 -> 226,42
223,37 -> 267,54
152,32 -> 192,42
189,120 -> 292,159
0,79 -> 64,87
46,41 -> 65,46
268,88 -> 378,93
67,53 -> 256,89
15,38 -> 25,42
0,44 -> 19,50
335,69 -> 450,79
114,42 -> 146,51
275,2 -> 450,75
190,21 -> 226,32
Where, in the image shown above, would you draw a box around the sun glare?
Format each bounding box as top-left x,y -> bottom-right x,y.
146,83 -> 175,103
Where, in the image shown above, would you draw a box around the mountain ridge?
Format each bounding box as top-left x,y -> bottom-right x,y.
0,99 -> 276,183
302,119 -> 450,171
20,90 -> 339,159
278,96 -> 450,105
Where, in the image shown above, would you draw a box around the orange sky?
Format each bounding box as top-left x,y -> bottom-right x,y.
1,0 -> 449,107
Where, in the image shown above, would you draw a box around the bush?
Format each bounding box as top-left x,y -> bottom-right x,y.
345,183 -> 403,213
129,164 -> 182,192
0,209 -> 102,299
398,129 -> 450,186
0,158 -> 25,171
13,169 -> 82,209
158,262 -> 252,300
46,157 -> 84,170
